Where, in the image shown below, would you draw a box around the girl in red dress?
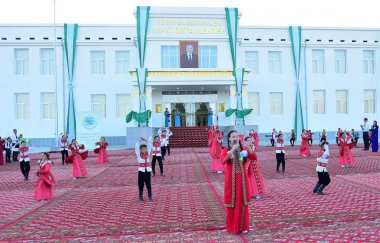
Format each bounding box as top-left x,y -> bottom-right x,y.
244,137 -> 265,199
209,131 -> 224,173
95,136 -> 109,164
0,137 -> 4,165
299,129 -> 311,156
65,139 -> 88,178
208,125 -> 219,158
35,153 -> 56,201
339,132 -> 355,168
221,130 -> 250,235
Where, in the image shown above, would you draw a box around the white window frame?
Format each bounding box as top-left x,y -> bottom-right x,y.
313,90 -> 326,115
91,94 -> 106,118
115,50 -> 130,75
268,51 -> 282,73
199,45 -> 217,68
364,89 -> 376,114
14,48 -> 29,75
363,50 -> 375,74
312,49 -> 325,74
41,92 -> 55,119
15,93 -> 30,120
336,90 -> 348,114
248,92 -> 260,116
40,48 -> 54,75
116,94 -> 132,118
269,92 -> 283,115
90,51 -> 105,75
334,49 -> 347,74
161,45 -> 179,68
245,51 -> 259,73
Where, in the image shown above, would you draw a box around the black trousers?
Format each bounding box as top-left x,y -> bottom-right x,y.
61,150 -> 69,165
290,138 -> 295,146
12,145 -> 19,162
161,146 -> 167,160
276,152 -> 285,171
308,138 -> 313,145
317,171 -> 331,186
5,149 -> 11,162
138,170 -> 152,192
336,137 -> 340,146
20,161 -> 30,180
167,145 -> 170,155
152,155 -> 163,175
363,132 -> 369,149
270,139 -> 275,146
320,137 -> 326,144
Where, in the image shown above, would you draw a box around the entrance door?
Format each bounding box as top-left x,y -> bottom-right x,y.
171,103 -> 186,127
195,103 -> 209,126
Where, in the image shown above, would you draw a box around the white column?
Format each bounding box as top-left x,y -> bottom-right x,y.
145,85 -> 153,127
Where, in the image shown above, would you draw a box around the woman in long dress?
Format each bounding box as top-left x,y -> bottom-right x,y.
0,137 -> 4,165
244,137 -> 265,200
175,109 -> 181,127
65,139 -> 88,178
35,153 -> 56,201
221,130 -> 250,234
95,136 -> 109,164
208,108 -> 213,126
371,120 -> 378,152
299,129 -> 311,156
339,132 -> 355,168
209,131 -> 224,173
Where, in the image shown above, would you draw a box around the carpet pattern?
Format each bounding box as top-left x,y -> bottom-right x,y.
0,145 -> 379,242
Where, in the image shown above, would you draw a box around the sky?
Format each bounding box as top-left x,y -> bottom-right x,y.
0,0 -> 379,28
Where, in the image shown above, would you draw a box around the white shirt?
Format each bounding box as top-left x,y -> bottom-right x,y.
4,141 -> 12,149
362,122 -> 369,132
11,134 -> 19,144
150,136 -> 162,156
275,140 -> 285,153
158,128 -> 173,146
18,146 -> 30,162
316,145 -> 329,172
60,139 -> 69,151
135,140 -> 152,172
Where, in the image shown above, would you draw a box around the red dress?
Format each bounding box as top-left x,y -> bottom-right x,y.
96,142 -> 109,164
299,133 -> 311,156
339,137 -> 355,166
65,144 -> 88,177
221,147 -> 250,234
35,161 -> 56,201
209,137 -> 224,172
246,148 -> 265,197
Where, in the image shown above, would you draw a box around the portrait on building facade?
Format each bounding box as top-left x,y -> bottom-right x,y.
180,41 -> 199,68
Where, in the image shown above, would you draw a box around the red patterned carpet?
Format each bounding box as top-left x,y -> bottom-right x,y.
0,145 -> 379,242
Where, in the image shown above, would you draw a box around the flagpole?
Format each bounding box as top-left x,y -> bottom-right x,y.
53,0 -> 59,147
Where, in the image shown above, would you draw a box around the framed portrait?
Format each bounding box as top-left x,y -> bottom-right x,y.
179,40 -> 199,68
155,104 -> 162,113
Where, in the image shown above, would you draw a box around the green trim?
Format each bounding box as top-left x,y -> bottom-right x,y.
137,6 -> 150,68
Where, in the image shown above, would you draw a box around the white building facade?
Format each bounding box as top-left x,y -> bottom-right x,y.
0,7 -> 379,145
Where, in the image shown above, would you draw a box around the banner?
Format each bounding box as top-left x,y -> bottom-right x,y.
137,6 -> 150,68
136,67 -> 148,113
234,67 -> 244,110
289,26 -> 304,137
76,112 -> 102,150
225,8 -> 238,68
64,23 -> 78,138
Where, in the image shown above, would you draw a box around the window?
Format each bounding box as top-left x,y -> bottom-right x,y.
14,49 -> 29,75
268,51 -> 281,73
15,93 -> 30,119
313,90 -> 326,114
199,45 -> 217,68
336,90 -> 348,114
91,94 -> 106,117
363,50 -> 375,74
312,49 -> 324,73
248,92 -> 260,115
364,89 -> 375,113
115,51 -> 130,74
41,92 -> 55,119
90,51 -> 105,74
245,51 -> 259,73
40,48 -> 54,75
334,50 -> 346,74
269,92 -> 283,115
116,94 -> 132,118
161,46 -> 179,68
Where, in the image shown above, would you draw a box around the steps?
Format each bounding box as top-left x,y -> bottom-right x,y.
169,127 -> 208,148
